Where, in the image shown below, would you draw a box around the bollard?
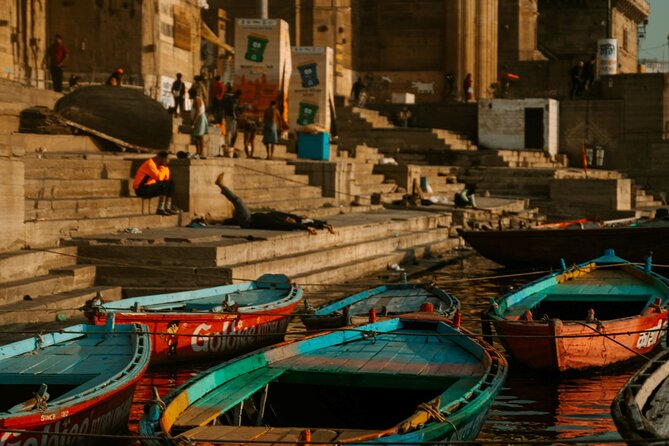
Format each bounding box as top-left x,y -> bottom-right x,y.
369,308 -> 377,323
420,302 -> 435,313
453,310 -> 462,328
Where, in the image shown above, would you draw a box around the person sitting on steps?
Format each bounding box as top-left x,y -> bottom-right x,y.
213,173 -> 334,235
133,151 -> 179,215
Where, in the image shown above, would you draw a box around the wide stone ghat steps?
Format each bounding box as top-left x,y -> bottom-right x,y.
68,209 -> 458,296
23,147 -> 179,247
0,246 -> 121,330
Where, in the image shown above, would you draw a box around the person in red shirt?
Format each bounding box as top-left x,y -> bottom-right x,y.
133,151 -> 179,215
209,75 -> 225,124
43,34 -> 68,92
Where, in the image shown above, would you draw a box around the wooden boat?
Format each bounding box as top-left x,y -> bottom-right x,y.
611,347 -> 669,444
483,250 -> 669,372
301,282 -> 460,330
0,320 -> 150,445
84,274 -> 302,365
140,311 -> 508,445
55,85 -> 172,151
458,220 -> 669,268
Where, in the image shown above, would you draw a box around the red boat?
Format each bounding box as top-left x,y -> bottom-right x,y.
483,250 -> 669,372
84,274 -> 303,365
0,322 -> 150,446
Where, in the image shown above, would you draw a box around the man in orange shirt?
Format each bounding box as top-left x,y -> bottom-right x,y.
133,151 -> 178,215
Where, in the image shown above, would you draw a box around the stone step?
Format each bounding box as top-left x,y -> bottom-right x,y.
25,213 -> 181,248
233,160 -> 299,175
0,265 -> 96,307
233,172 -> 312,189
0,247 -> 77,285
24,158 -> 134,180
0,285 -> 122,326
25,178 -> 131,199
243,197 -> 335,212
236,185 -> 324,202
465,167 -> 558,177
229,227 -> 452,280
71,210 -> 446,268
354,182 -> 398,195
10,133 -> 103,153
294,237 -> 460,291
25,197 -> 147,220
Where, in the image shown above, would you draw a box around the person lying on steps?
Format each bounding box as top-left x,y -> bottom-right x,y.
212,173 -> 335,235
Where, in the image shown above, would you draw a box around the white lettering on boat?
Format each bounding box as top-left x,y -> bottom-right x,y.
636,319 -> 668,349
191,319 -> 285,354
0,395 -> 133,446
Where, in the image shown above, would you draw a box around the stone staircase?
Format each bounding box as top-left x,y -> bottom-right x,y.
0,79 -> 62,135
68,209 -> 458,296
19,133 -> 180,247
477,149 -> 568,168
0,246 -> 121,331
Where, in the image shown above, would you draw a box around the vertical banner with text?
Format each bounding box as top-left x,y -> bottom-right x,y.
288,47 -> 334,134
233,19 -> 292,122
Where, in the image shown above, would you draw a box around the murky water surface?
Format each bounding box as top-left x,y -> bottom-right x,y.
128,253 -> 637,444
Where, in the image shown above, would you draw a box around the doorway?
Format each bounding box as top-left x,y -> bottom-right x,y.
524,108 -> 544,149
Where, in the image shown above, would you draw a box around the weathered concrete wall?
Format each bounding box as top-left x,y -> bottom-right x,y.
3,0 -> 47,87
478,98 -> 559,154
171,158 -> 234,220
47,0 -> 142,84
549,178 -> 632,213
363,71 -> 444,104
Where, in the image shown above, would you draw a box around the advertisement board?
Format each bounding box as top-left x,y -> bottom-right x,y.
598,39 -> 618,77
288,47 -> 334,133
233,19 -> 292,122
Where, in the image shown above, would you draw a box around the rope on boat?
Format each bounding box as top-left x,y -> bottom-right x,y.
0,325 -> 665,341
574,321 -> 652,362
0,427 -> 667,445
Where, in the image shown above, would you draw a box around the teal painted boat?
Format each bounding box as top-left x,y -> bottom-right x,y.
483,249 -> 669,372
301,282 -> 460,330
140,311 -> 507,445
0,320 -> 151,445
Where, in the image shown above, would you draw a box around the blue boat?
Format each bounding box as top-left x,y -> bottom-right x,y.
140,311 -> 507,445
301,282 -> 460,330
0,320 -> 150,445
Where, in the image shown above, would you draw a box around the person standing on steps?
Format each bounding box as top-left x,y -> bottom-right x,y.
262,100 -> 284,160
43,34 -> 68,93
191,96 -> 208,159
171,73 -> 186,117
463,73 -> 473,102
133,151 -> 179,215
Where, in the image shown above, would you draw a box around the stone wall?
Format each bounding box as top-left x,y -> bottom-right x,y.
47,0 -> 142,84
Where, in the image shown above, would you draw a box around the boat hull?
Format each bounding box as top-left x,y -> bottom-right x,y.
493,312 -> 669,372
93,304 -> 298,365
459,226 -> 669,267
0,382 -> 139,446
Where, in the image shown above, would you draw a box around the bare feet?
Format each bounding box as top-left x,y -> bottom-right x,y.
215,173 -> 225,190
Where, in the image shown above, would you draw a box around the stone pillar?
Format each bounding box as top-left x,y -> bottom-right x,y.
444,0 -> 475,102
475,0 -> 498,99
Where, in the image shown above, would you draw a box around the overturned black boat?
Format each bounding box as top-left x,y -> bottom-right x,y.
55,85 -> 172,151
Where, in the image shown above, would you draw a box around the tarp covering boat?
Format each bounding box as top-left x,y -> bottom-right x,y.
55,85 -> 172,151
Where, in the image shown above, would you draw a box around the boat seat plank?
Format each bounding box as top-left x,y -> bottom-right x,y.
181,426 -> 382,444
174,367 -> 284,428
504,293 -> 547,317
182,425 -> 272,441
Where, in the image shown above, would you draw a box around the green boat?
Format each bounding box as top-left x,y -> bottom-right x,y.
140,312 -> 507,445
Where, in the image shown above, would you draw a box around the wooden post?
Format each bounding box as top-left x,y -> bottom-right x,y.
256,384 -> 269,425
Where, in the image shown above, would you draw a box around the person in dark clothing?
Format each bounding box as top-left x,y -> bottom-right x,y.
569,61 -> 584,99
222,89 -> 241,149
171,73 -> 186,117
583,55 -> 597,93
210,75 -> 225,123
106,68 -> 124,86
214,174 -> 334,234
351,77 -> 365,106
43,34 -> 68,92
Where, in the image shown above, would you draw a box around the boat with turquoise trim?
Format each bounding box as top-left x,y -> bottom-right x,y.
140,311 -> 507,445
483,249 -> 669,372
84,274 -> 302,365
301,281 -> 460,330
0,320 -> 150,446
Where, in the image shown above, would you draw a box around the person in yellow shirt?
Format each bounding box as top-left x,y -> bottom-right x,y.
133,151 -> 178,215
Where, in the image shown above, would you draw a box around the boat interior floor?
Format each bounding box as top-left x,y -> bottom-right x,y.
181,425 -> 384,444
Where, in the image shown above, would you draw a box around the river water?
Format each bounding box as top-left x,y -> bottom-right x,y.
128,253 -> 638,445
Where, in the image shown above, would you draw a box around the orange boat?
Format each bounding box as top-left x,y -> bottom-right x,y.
483,250 -> 669,372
